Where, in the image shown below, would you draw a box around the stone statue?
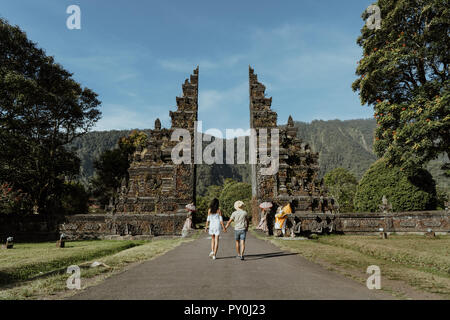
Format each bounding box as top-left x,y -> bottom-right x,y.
379,195 -> 393,213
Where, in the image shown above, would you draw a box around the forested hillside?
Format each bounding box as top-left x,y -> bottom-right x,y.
67,130 -> 152,186
68,118 -> 448,195
293,119 -> 378,178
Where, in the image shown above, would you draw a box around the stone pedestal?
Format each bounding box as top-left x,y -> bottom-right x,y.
2,240 -> 13,249
425,231 -> 435,238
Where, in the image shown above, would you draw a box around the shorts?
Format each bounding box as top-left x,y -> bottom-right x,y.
234,229 -> 247,241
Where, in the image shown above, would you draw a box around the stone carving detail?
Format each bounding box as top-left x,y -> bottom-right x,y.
423,221 -> 441,227
400,221 -> 417,228
345,220 -> 360,228
113,67 -> 199,214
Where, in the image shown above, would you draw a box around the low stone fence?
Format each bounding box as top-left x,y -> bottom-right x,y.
2,210 -> 448,242
288,210 -> 450,235
0,213 -> 188,242
0,214 -> 62,243
59,213 -> 187,240
336,211 -> 449,234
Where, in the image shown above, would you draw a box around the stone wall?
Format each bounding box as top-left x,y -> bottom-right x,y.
336,211 -> 450,234
1,211 -> 448,242
0,214 -> 62,242
59,213 -> 187,240
0,213 -> 187,242
284,210 -> 450,235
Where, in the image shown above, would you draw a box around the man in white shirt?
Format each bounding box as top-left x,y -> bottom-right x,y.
225,200 -> 249,261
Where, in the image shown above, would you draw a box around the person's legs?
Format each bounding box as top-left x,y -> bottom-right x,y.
234,230 -> 241,256
239,231 -> 247,260
235,240 -> 240,256
210,235 -> 215,255
214,235 -> 219,256
240,239 -> 245,256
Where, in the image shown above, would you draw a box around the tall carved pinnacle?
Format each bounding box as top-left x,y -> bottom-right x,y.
249,66 -> 277,128
171,67 -> 199,130
181,67 -> 199,100
288,115 -> 294,127
154,118 -> 161,130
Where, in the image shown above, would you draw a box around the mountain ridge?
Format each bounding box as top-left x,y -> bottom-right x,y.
68,118 -> 448,194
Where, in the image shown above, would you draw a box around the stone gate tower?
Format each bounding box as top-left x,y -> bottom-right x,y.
114,67 -> 199,215
249,66 -> 326,218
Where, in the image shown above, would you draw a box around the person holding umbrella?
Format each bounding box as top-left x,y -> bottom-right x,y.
256,202 -> 272,233
182,203 -> 196,237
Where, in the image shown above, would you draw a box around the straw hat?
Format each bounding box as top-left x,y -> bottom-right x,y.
234,200 -> 245,211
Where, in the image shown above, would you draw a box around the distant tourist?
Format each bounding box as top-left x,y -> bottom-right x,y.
225,200 -> 249,261
182,203 -> 196,237
205,198 -> 226,260
274,203 -> 292,236
256,202 -> 272,233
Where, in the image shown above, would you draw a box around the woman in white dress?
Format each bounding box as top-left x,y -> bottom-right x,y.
205,198 -> 226,260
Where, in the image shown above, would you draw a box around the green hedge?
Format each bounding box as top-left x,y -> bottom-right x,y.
354,159 -> 438,212
219,180 -> 252,218
323,168 -> 358,212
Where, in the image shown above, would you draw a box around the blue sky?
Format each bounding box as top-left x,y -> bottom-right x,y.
1,0 -> 375,134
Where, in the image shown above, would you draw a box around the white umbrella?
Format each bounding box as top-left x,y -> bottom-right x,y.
185,203 -> 196,212
259,202 -> 273,209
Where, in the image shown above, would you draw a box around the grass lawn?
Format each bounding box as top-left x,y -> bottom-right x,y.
252,231 -> 450,299
0,240 -> 145,285
0,233 -> 199,300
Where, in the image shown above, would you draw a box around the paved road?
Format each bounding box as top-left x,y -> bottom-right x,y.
70,229 -> 392,300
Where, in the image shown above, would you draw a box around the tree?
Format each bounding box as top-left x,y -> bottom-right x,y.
0,182 -> 32,215
219,179 -> 252,218
323,168 -> 358,212
195,184 -> 223,222
354,158 -> 438,212
61,182 -> 89,215
91,130 -> 147,206
0,18 -> 101,215
352,0 -> 449,170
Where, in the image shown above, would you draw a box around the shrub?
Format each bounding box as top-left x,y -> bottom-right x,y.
195,185 -> 223,223
61,182 -> 89,215
323,168 -> 358,212
436,187 -> 449,210
354,159 -> 438,212
0,182 -> 32,215
219,180 -> 252,218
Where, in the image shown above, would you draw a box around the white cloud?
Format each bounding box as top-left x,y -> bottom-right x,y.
199,81 -> 247,112
158,59 -> 204,72
113,72 -> 139,82
158,54 -> 246,73
94,103 -> 169,131
245,22 -> 361,91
